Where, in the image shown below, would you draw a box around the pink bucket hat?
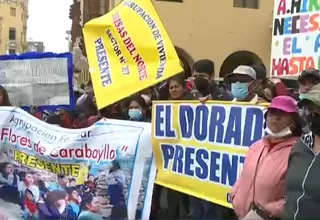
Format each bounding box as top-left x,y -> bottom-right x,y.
268,96 -> 298,113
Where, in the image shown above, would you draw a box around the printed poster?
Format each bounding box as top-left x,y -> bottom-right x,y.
271,0 -> 320,77
0,107 -> 156,220
0,53 -> 74,107
152,101 -> 267,208
83,0 -> 182,109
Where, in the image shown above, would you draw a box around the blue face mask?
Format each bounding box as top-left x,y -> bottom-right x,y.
231,82 -> 249,100
129,109 -> 143,121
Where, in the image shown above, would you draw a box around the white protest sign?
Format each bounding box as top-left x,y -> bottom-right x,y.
271,0 -> 320,77
0,54 -> 72,106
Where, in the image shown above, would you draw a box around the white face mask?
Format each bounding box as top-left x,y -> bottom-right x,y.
265,126 -> 292,138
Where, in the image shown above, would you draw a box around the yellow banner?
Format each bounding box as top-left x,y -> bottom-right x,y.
83,0 -> 182,109
152,101 -> 267,208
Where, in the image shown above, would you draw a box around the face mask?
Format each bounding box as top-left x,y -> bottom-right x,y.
265,126 -> 292,138
194,78 -> 209,95
309,113 -> 320,136
129,109 -> 143,121
299,93 -> 307,100
231,82 -> 249,100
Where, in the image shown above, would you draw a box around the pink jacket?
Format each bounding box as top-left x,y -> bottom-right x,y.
231,136 -> 298,219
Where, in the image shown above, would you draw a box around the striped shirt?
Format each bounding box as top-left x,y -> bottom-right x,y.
231,136 -> 298,219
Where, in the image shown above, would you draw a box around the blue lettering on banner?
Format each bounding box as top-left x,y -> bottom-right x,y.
160,143 -> 245,187
154,104 -> 176,139
154,104 -> 264,147
94,37 -> 112,87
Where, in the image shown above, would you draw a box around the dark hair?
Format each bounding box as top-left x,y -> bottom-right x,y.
112,160 -> 121,169
80,193 -> 94,210
129,95 -> 147,110
0,86 -> 11,106
46,115 -> 61,125
25,188 -> 34,197
167,73 -> 186,88
0,162 -> 12,178
66,186 -> 77,195
264,112 -> 303,137
45,190 -> 67,205
193,59 -> 215,75
20,171 -> 35,180
86,80 -> 92,87
69,178 -> 76,182
87,174 -> 94,178
57,174 -> 66,179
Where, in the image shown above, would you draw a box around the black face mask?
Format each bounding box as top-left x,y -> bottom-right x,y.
194,78 -> 209,95
309,113 -> 320,136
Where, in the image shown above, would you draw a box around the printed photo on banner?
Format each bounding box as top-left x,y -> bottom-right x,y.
83,0 -> 183,109
0,107 -> 155,220
0,52 -> 74,109
152,101 -> 267,208
271,0 -> 320,77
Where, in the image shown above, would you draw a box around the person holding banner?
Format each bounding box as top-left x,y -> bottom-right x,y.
192,59 -> 233,102
225,65 -> 270,104
283,83 -> 320,220
128,95 -> 150,122
232,96 -> 303,220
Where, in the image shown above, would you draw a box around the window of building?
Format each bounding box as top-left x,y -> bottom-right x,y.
234,0 -> 258,9
10,7 -> 16,17
9,28 -> 16,40
155,0 -> 183,2
8,49 -> 16,54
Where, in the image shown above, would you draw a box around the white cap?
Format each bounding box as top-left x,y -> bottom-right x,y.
227,65 -> 257,80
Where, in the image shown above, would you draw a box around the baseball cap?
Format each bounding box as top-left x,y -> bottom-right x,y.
268,96 -> 298,113
298,83 -> 320,107
298,68 -> 320,82
226,65 -> 257,80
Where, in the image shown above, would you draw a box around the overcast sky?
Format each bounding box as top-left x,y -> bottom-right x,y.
27,0 -> 72,53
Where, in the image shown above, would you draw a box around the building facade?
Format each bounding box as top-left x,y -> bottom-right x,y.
0,0 -> 28,55
70,0 -> 110,83
26,41 -> 44,52
108,0 -> 274,78
69,0 -> 109,52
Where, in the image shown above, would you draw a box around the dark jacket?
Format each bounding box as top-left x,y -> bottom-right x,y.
210,83 -> 233,101
283,132 -> 319,220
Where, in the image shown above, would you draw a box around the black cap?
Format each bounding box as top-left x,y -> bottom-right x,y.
298,69 -> 320,82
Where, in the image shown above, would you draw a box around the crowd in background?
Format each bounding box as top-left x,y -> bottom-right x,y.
0,58 -> 319,219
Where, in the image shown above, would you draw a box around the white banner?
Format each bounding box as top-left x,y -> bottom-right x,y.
0,107 -> 155,220
0,54 -> 72,106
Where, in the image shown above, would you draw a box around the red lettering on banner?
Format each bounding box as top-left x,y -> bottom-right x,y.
0,128 -> 46,155
50,144 -> 116,163
271,56 -> 315,76
112,12 -> 148,80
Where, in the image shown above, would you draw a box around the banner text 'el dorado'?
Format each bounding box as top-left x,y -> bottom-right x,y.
152,101 -> 267,208
83,0 -> 182,109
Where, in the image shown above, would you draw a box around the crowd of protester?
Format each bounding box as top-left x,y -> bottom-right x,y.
0,58 -> 319,219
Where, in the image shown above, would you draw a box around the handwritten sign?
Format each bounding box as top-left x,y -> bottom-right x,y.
0,53 -> 74,108
271,0 -> 320,77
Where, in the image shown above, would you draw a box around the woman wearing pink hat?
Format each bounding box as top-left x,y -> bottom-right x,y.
231,96 -> 303,220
